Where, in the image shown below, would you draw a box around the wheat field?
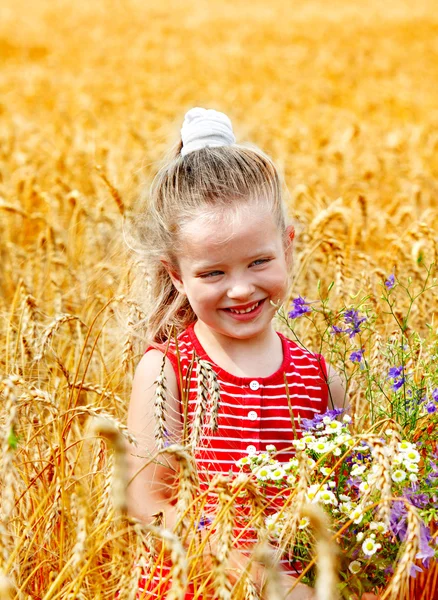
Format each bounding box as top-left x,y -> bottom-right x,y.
0,0 -> 437,598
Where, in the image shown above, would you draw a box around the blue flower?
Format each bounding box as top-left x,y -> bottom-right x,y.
350,349 -> 365,363
300,407 -> 344,431
385,273 -> 396,289
388,366 -> 404,379
331,325 -> 345,335
425,401 -> 436,414
288,296 -> 311,319
343,309 -> 366,338
432,388 -> 438,402
387,366 -> 405,391
416,524 -> 435,568
198,514 -> 212,530
392,377 -> 406,392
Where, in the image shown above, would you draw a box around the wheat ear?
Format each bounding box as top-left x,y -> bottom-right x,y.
212,476 -> 235,600
93,418 -> 128,514
301,504 -> 340,600
191,360 -> 210,452
153,353 -> 168,449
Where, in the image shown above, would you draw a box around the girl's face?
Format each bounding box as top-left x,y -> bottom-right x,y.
167,205 -> 292,343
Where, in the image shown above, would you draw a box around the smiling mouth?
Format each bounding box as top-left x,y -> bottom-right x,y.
225,299 -> 264,314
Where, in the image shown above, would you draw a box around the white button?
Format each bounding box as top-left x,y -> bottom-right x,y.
249,380 -> 260,391
246,444 -> 257,454
248,410 -> 258,421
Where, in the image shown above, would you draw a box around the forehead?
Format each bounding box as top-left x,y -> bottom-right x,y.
179,205 -> 281,261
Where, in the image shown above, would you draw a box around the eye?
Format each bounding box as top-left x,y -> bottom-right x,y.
199,270 -> 224,279
250,258 -> 271,267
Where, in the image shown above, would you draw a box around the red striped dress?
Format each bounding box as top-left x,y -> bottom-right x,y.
139,322 -> 329,598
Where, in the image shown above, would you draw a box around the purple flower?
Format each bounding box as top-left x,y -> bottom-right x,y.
432,388 -> 438,402
392,377 -> 406,391
385,273 -> 396,289
388,366 -> 404,379
198,514 -> 212,530
331,325 -> 345,335
403,486 -> 429,509
416,524 -> 435,567
388,366 -> 405,391
410,564 -> 423,578
390,501 -> 408,540
300,407 -> 344,431
288,296 -> 311,319
350,349 -> 365,363
425,401 -> 437,414
343,309 -> 367,338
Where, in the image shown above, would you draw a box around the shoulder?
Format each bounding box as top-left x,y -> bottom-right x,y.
279,333 -> 328,374
130,349 -> 180,417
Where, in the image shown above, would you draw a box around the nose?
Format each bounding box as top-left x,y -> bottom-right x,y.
227,279 -> 256,300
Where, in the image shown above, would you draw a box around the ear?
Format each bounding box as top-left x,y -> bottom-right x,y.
161,259 -> 186,295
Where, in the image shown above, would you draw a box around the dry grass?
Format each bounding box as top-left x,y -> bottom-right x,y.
0,0 -> 437,598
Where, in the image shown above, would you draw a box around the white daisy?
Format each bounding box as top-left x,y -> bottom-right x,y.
362,538 -> 381,557
311,440 -> 332,454
369,521 -> 388,534
319,490 -> 338,505
343,414 -> 352,423
303,435 -> 316,445
236,456 -> 250,467
356,532 -> 364,542
298,516 -> 310,529
351,465 -> 367,477
348,560 -> 362,574
320,467 -> 332,477
292,439 -> 306,450
349,508 -> 364,524
404,449 -> 420,463
256,466 -> 272,481
266,444 -> 277,453
325,420 -> 342,434
391,469 -> 407,483
398,441 -> 414,452
359,481 -> 371,493
271,467 -> 286,481
404,462 -> 419,473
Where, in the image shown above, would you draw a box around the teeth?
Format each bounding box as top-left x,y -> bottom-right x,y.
229,301 -> 261,314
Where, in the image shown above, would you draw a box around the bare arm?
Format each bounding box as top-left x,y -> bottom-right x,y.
126,349 -> 182,529
326,364 -> 348,411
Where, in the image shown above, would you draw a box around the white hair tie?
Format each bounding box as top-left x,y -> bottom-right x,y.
180,107 -> 236,157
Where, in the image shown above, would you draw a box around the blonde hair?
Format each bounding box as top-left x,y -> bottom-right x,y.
129,136 -> 289,344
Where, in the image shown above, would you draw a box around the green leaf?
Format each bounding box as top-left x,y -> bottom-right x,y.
7,426 -> 19,450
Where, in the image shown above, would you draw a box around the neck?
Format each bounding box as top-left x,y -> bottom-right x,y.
193,321 -> 282,377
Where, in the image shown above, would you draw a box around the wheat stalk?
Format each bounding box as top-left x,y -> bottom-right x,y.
191,359 -> 210,452
154,354 -> 168,450
301,504 -> 340,600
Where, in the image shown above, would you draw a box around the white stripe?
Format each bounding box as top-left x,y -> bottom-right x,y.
187,395 -> 322,406
187,410 -> 316,421
195,424 -> 301,432
194,446 -> 298,455
195,435 -> 301,443
186,385 -> 322,396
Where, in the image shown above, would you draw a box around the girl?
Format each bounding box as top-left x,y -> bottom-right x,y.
126,107 -> 364,599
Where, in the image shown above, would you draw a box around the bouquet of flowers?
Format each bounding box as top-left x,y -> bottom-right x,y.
235,406 -> 437,596
234,268 -> 438,598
